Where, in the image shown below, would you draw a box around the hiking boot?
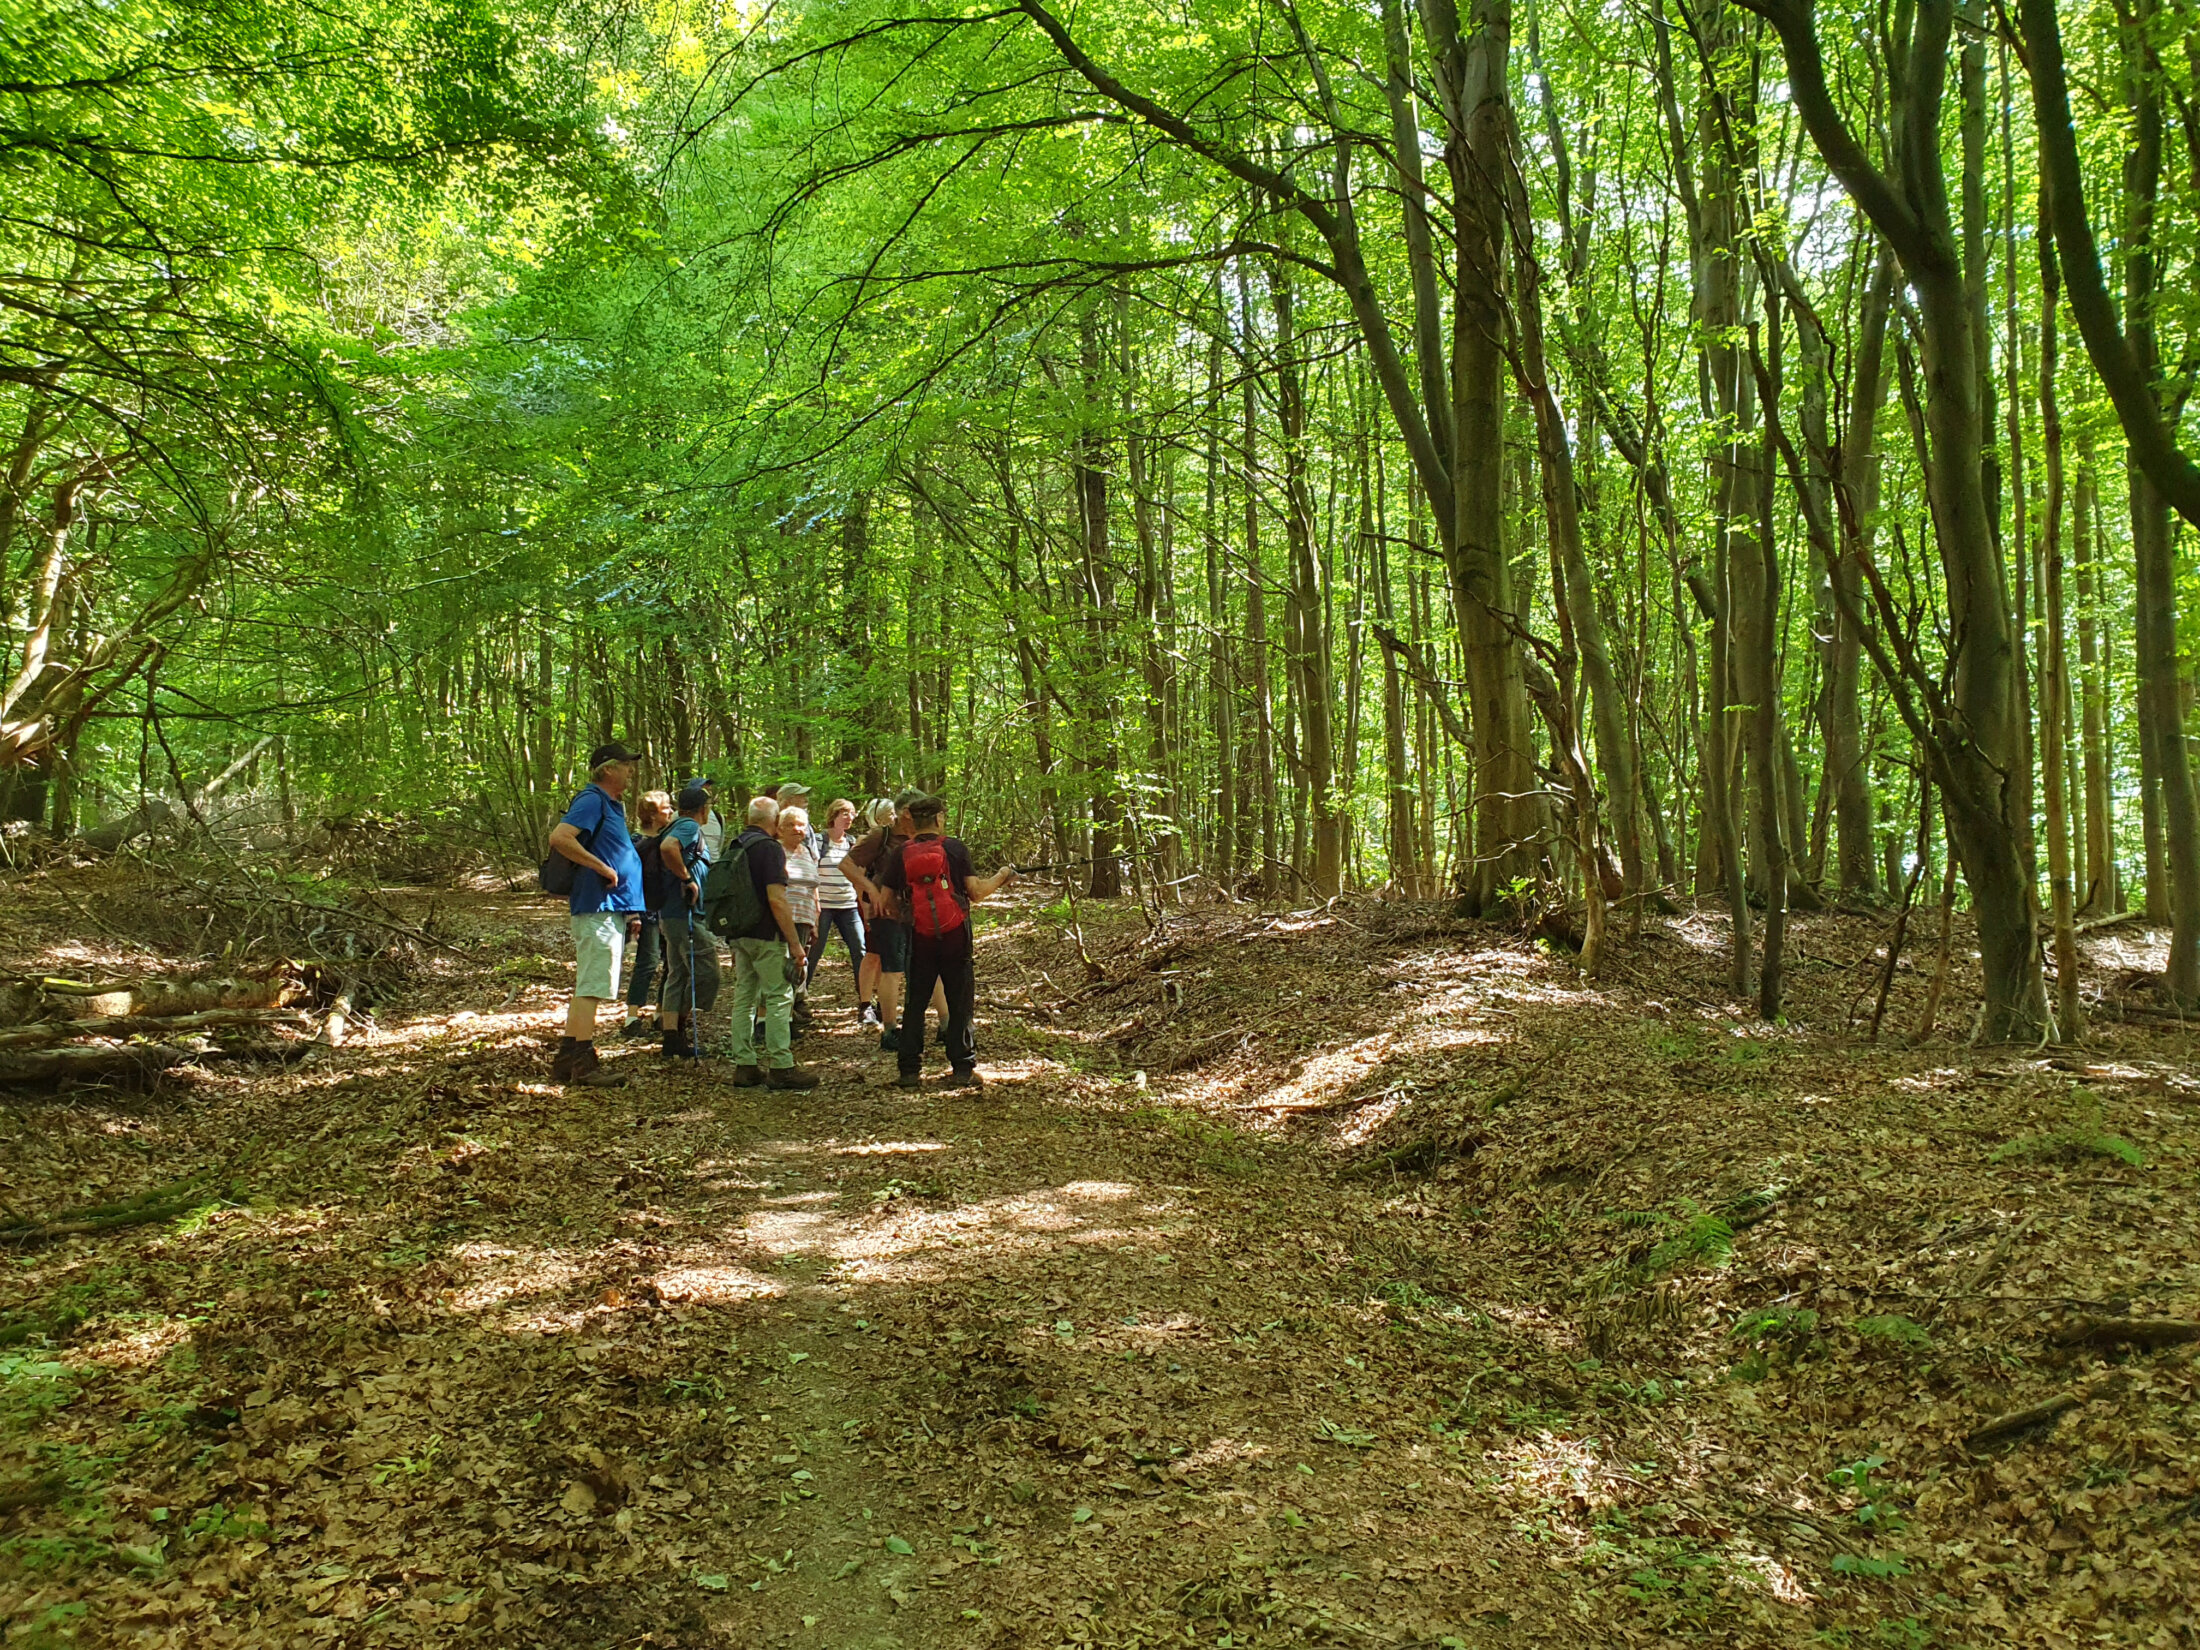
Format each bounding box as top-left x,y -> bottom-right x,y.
660,1027 -> 695,1060
895,1071 -> 923,1090
766,1063 -> 821,1091
792,999 -> 816,1028
550,1037 -> 580,1081
731,1063 -> 765,1087
946,1067 -> 984,1091
879,1028 -> 900,1053
618,1016 -> 656,1042
556,1041 -> 614,1086
859,1003 -> 880,1027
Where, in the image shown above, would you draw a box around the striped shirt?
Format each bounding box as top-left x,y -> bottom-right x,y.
784,844 -> 821,928
815,835 -> 860,909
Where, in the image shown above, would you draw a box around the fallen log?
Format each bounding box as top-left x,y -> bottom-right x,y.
0,1043 -> 192,1088
0,974 -> 289,1025
0,1007 -> 309,1051
2053,1317 -> 2200,1352
1966,1390 -> 2086,1450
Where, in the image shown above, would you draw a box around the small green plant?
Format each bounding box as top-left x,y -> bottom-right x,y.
663,1375 -> 726,1405
1374,1279 -> 1454,1315
1730,1305 -> 1820,1346
1595,1202 -> 1736,1296
1828,1453 -> 1906,1532
1857,1314 -> 1933,1349
184,1501 -> 270,1542
373,1434 -> 445,1484
871,1178 -> 946,1204
1831,1552 -> 1910,1579
1991,1087 -> 2145,1168
0,1353 -> 76,1429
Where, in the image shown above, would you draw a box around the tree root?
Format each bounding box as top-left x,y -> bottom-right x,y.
0,1177 -> 225,1246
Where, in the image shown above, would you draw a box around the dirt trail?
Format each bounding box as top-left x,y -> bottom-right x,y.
5,884 -> 2200,1649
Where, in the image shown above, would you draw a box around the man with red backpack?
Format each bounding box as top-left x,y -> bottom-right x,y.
874,794 -> 1015,1090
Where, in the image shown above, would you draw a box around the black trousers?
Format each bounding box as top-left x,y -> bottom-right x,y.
899,925 -> 975,1076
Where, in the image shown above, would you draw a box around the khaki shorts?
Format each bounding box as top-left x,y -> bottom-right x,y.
570,912 -> 629,1001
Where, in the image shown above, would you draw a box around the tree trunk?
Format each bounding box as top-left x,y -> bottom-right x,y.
2038,217 -> 2084,1037
2073,455 -> 2114,911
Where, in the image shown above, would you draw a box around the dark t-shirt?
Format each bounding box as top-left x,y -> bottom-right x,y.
733,825 -> 789,943
879,834 -> 977,925
847,827 -> 904,919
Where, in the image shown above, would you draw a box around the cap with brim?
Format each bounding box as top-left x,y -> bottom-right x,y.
676,784 -> 711,813
777,781 -> 811,799
589,741 -> 643,769
682,776 -> 714,791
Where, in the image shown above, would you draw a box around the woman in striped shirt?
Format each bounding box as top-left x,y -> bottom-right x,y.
807,798 -> 869,1017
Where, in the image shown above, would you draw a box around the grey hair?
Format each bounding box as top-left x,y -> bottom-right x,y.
778,804 -> 809,832
865,798 -> 895,831
746,795 -> 780,827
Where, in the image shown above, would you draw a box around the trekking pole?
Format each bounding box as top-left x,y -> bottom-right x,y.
687,903 -> 701,1062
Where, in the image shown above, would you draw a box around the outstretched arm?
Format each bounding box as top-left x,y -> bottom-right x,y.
966,865 -> 1016,902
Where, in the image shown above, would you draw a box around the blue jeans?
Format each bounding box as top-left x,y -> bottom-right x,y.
624,913 -> 661,1009
806,905 -> 864,984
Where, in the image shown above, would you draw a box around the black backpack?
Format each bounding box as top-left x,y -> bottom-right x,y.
701,831 -> 767,939
638,828 -> 676,909
538,820 -> 594,897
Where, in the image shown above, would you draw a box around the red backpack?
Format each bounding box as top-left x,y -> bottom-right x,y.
903,837 -> 967,938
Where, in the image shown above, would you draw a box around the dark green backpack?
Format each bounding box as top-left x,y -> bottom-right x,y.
700,831 -> 765,939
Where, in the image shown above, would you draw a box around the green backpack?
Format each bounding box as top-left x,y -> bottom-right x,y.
700,831 -> 765,939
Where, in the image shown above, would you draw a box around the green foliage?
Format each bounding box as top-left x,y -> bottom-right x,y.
1992,1089 -> 2146,1169
1828,1454 -> 1907,1534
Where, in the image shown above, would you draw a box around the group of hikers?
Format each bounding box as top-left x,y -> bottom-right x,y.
543,742 -> 1016,1092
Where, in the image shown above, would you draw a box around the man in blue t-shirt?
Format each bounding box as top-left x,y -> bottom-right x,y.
655,783 -> 721,1061
546,741 -> 646,1086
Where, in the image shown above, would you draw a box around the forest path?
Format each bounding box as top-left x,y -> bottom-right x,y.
11,884 -> 2200,1650
4,892 -> 1562,1650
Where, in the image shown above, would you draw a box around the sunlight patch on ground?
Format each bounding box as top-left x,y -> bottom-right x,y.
74,1314 -> 194,1370
442,1242 -> 586,1313
1229,1035 -> 1396,1112
646,1263 -> 785,1306
1335,1097 -> 1405,1144
1733,1550 -> 1814,1604
830,1140 -> 950,1157
722,1177 -> 1179,1287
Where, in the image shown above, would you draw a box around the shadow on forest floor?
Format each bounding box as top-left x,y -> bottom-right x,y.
1,868 -> 2198,1649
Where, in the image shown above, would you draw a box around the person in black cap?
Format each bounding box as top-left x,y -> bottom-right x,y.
687,776 -> 726,864
655,782 -> 721,1059
545,741 -> 647,1086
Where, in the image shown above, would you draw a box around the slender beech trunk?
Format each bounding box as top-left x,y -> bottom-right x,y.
2073,455 -> 2113,911
1238,285 -> 1280,897
2038,212 -> 2083,1036
1268,246 -> 1343,894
